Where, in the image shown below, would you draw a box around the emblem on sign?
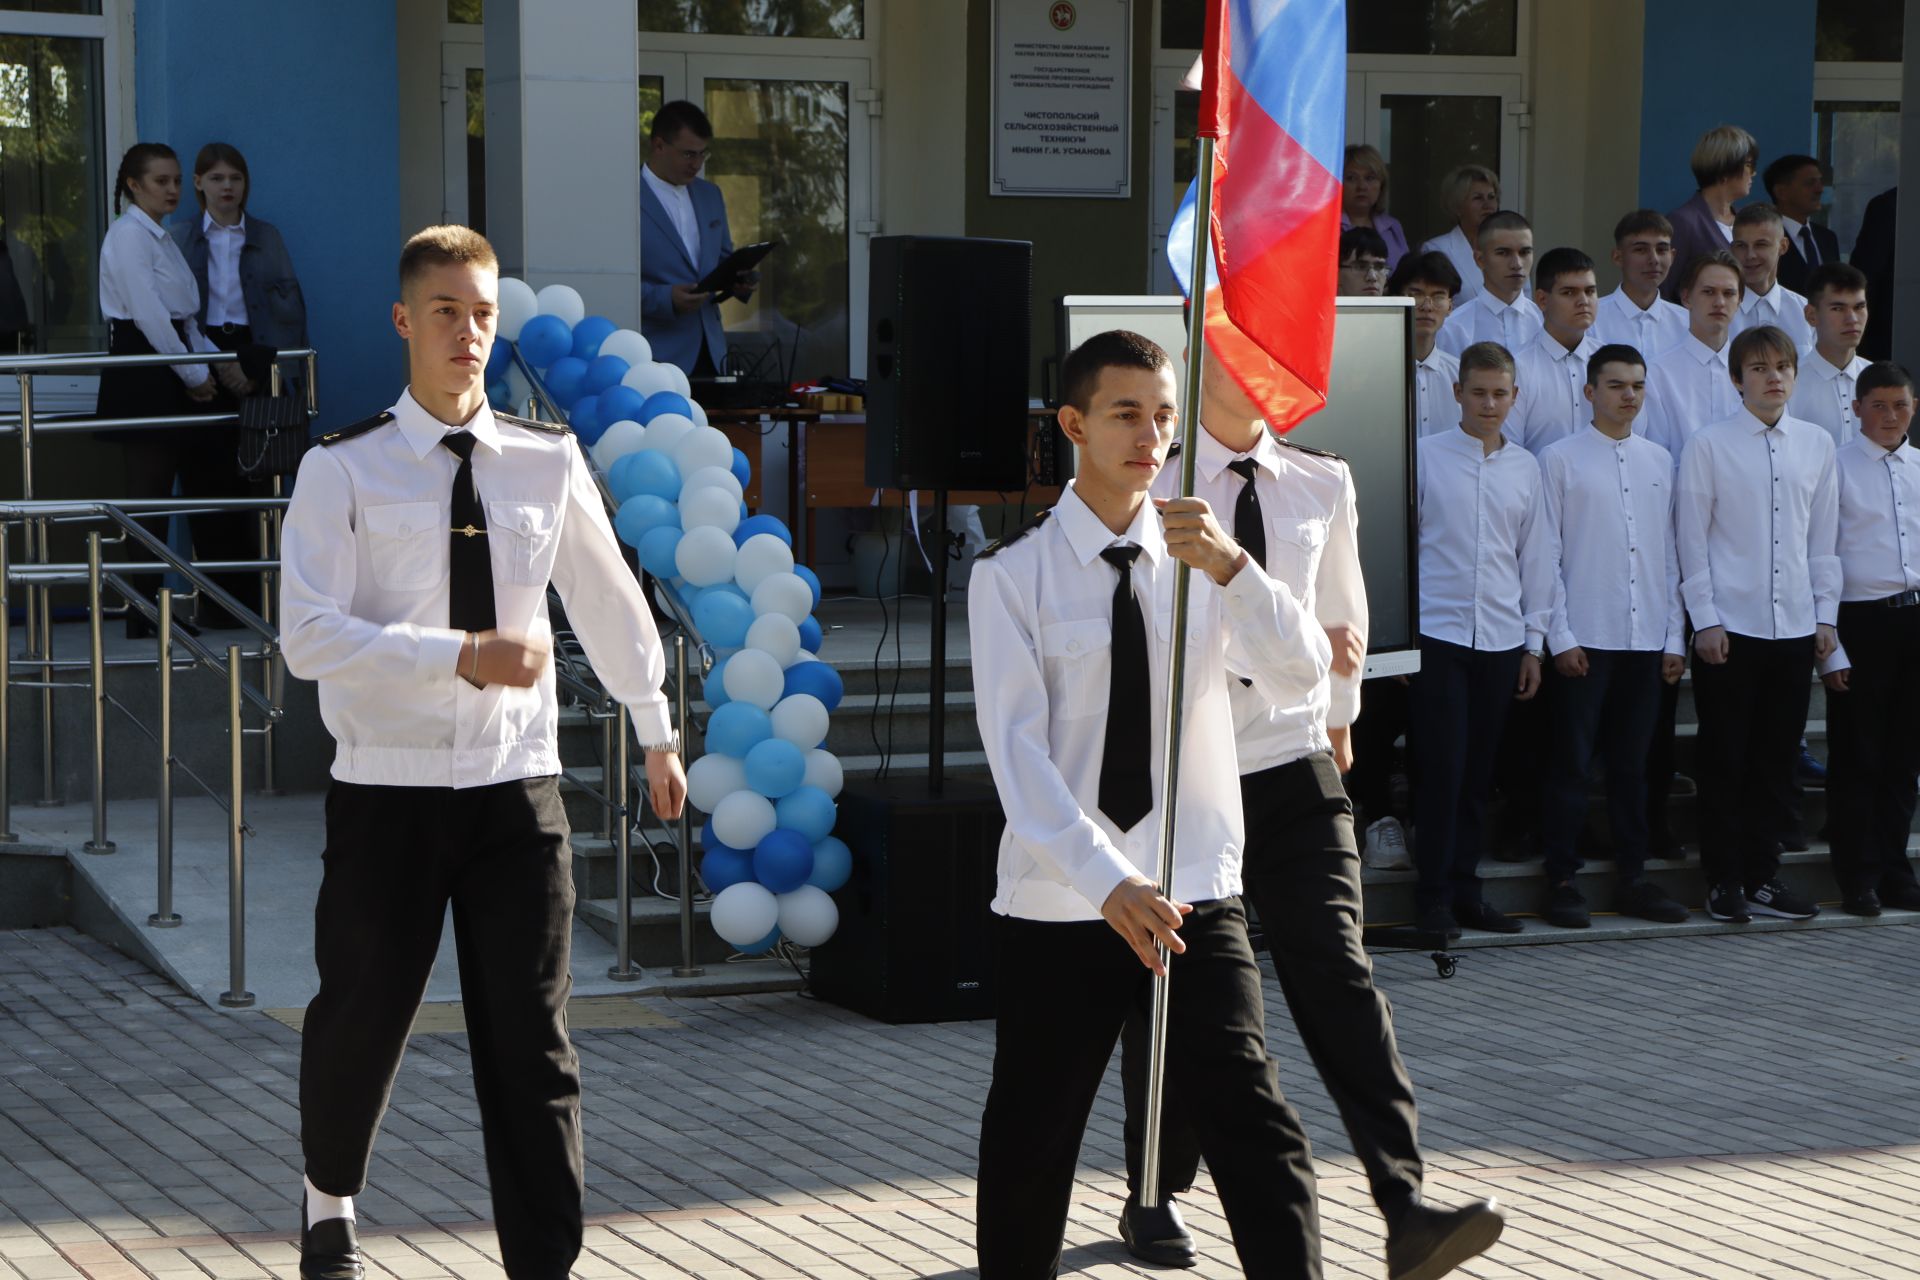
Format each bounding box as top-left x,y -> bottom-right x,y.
1050,2 -> 1075,31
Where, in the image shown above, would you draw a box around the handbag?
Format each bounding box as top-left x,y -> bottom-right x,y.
235,392 -> 309,478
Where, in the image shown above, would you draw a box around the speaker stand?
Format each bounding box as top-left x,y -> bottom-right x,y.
929,489 -> 950,796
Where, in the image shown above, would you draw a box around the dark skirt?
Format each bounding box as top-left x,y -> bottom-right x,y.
97,318 -> 198,443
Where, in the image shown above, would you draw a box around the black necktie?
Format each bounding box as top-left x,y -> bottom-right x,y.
1801,225 -> 1820,267
1226,457 -> 1267,570
1098,545 -> 1152,833
442,431 -> 496,633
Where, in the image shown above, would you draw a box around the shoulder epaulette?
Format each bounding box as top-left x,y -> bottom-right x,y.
1277,437 -> 1345,464
977,509 -> 1051,560
318,411 -> 395,446
1166,441 -> 1182,459
494,409 -> 571,436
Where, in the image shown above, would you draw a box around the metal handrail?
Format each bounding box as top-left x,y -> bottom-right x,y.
0,346 -> 316,373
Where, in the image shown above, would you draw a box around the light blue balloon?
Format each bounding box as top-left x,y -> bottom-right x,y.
694,589 -> 755,648
636,525 -> 683,579
798,616 -> 823,652
807,836 -> 852,892
793,563 -> 823,610
613,494 -> 680,547
782,660 -> 844,712
599,384 -> 646,426
570,394 -> 603,443
585,353 -> 631,394
517,313 -> 572,368
619,449 -> 681,502
640,390 -> 695,423
706,701 -> 773,757
702,650 -> 731,708
739,925 -> 782,955
571,315 -> 617,360
733,513 -> 791,548
544,356 -> 589,407
743,738 -> 807,799
775,785 -> 837,843
730,447 -> 753,488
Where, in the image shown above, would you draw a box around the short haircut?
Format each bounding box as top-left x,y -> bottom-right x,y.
1804,260 -> 1869,303
1729,324 -> 1799,377
1475,209 -> 1531,247
1387,250 -> 1462,298
1689,124 -> 1758,190
1343,143 -> 1389,210
191,141 -> 249,213
1857,361 -> 1915,400
1458,341 -> 1516,382
1440,164 -> 1499,218
1060,329 -> 1171,411
1586,343 -> 1646,386
1678,249 -> 1744,299
1340,226 -> 1389,263
1762,153 -> 1825,201
650,99 -> 713,142
1732,202 -> 1784,232
1535,246 -> 1596,294
398,224 -> 498,296
1612,208 -> 1673,245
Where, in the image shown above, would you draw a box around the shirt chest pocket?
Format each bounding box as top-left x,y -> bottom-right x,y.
1153,607 -> 1217,696
488,500 -> 559,586
1039,618 -> 1111,720
1267,515 -> 1329,585
362,501 -> 444,592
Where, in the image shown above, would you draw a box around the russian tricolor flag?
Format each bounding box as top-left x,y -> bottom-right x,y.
1170,0 -> 1346,433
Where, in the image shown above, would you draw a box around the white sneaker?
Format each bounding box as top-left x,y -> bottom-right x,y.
1363,817 -> 1412,870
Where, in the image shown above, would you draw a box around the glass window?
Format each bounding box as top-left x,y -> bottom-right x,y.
448,0 -> 482,23
1379,93 -> 1501,246
0,32 -> 104,352
0,3 -> 102,14
639,0 -> 863,39
1160,0 -> 1516,56
639,73 -> 664,138
1815,100 -> 1897,253
464,67 -> 486,234
1815,0 -> 1901,61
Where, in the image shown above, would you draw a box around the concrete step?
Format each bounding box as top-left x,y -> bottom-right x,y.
573,894 -> 805,989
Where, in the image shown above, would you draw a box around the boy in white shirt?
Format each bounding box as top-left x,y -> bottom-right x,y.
1591,210 -> 1688,358
1788,261 -> 1872,447
1641,251 -> 1744,464
1388,250 -> 1463,438
1435,211 -> 1544,361
1729,203 -> 1815,351
1511,247 -> 1602,456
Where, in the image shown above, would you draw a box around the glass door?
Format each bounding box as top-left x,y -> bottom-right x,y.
441,39 -> 485,229
1146,63 -> 1197,296
1353,70 -> 1524,251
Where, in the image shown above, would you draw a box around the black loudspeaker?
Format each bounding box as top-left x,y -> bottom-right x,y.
865,236 -> 1032,491
810,780 -> 1004,1024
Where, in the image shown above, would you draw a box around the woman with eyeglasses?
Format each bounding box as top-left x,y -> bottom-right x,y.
1662,124 -> 1759,303
1340,144 -> 1408,271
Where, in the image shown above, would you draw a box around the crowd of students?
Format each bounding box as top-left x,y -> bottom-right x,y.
1337,135 -> 1919,937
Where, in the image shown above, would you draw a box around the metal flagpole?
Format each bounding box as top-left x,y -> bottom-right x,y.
1139,129 -> 1217,1211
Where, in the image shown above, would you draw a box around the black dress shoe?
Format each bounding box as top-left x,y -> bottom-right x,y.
1452,900 -> 1523,934
1387,1198 -> 1506,1280
1119,1197 -> 1197,1269
301,1213 -> 364,1280
1880,881 -> 1920,912
1415,905 -> 1462,941
1842,888 -> 1883,917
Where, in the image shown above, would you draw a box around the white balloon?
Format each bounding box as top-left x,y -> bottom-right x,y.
502,362 -> 531,414
686,753 -> 747,813
802,748 -> 843,798
710,881 -> 779,948
497,277 -> 539,342
597,328 -> 652,368
673,425 -> 734,476
770,693 -> 830,750
535,283 -> 585,327
662,362 -> 692,398
589,419 -> 646,470
711,789 -> 777,850
788,649 -> 818,668
622,361 -> 680,400
776,885 -> 839,948
688,400 -> 710,428
674,525 -> 737,587
722,647 -> 785,710
734,534 -> 796,596
681,466 -> 744,503
642,412 -> 696,455
680,485 -> 741,534
751,572 -> 814,624
744,612 -> 801,666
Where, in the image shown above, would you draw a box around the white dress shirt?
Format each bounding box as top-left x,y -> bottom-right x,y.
280,391 -> 673,789
1414,346 -> 1461,438
1731,280 -> 1815,351
1434,289 -> 1544,361
1152,426 -> 1368,775
1590,288 -> 1688,361
1675,408 -> 1839,639
1415,428 -> 1554,653
1640,332 -> 1741,464
1511,329 -> 1603,456
1823,433 -> 1920,673
642,165 -> 700,263
1787,349 -> 1870,448
203,212 -> 249,327
1420,224 -> 1482,304
968,481 -> 1330,922
97,206 -> 218,387
1540,427 -> 1684,656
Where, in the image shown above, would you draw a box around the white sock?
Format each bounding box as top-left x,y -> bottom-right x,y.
304,1175 -> 355,1226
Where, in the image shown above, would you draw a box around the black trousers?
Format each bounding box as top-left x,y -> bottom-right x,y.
1346,677 -> 1410,823
977,903 -> 1322,1280
1691,632 -> 1815,891
301,777 -> 583,1280
1826,602 -> 1920,895
1119,754 -> 1423,1219
1409,637 -> 1523,912
1542,649 -> 1665,884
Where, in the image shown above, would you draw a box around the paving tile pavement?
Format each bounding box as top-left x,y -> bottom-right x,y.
3,923 -> 1919,1278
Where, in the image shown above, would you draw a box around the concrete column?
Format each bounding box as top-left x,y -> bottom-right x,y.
483,0 -> 641,326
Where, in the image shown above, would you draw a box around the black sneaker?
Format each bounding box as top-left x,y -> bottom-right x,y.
1880,881 -> 1920,912
1453,900 -> 1523,934
1707,883 -> 1752,923
1618,880 -> 1689,924
1415,905 -> 1463,941
1841,888 -> 1882,917
1543,882 -> 1590,929
1746,879 -> 1819,920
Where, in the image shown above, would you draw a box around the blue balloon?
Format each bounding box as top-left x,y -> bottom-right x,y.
733,514 -> 792,548
607,450 -> 645,502
486,380 -> 510,409
744,738 -> 807,799
694,589 -> 755,648
485,339 -> 512,380
699,845 -> 754,893
729,447 -> 753,488
640,391 -> 695,423
775,786 -> 837,843
637,525 -> 684,579
584,354 -> 631,395
571,315 -> 617,360
807,836 -> 852,892
798,616 -> 823,653
740,499 -> 751,522
701,817 -> 721,850
518,313 -> 572,368
543,356 -> 589,408
783,660 -> 844,712
610,449 -> 680,504
753,828 -> 815,893
613,494 -> 680,547
598,384 -> 646,426
570,394 -> 603,443
739,925 -> 782,955
702,651 -> 731,708
793,564 -> 823,610
706,701 -> 773,757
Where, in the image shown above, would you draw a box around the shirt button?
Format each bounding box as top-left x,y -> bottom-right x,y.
1068,640 -> 1081,653
399,524 -> 411,536
520,520 -> 531,533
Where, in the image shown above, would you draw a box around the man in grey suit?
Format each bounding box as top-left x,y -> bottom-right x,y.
640,100 -> 752,375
